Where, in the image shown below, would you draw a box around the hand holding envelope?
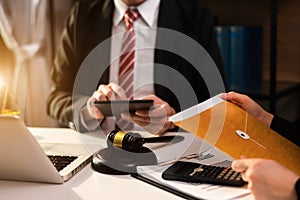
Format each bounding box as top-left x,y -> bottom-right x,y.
169,94 -> 300,175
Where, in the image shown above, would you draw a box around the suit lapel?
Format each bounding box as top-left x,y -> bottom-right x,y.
156,0 -> 185,36
99,0 -> 114,84
87,0 -> 114,85
154,0 -> 185,108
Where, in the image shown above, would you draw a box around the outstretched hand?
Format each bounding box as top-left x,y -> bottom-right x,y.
221,91 -> 273,127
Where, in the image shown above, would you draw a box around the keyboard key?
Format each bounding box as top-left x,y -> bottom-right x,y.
47,155 -> 78,172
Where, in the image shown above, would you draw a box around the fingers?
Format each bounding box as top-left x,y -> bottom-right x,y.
139,94 -> 161,104
108,83 -> 127,100
134,95 -> 176,134
221,91 -> 242,100
121,112 -> 165,126
221,91 -> 249,107
121,111 -> 175,135
232,159 -> 249,173
87,83 -> 127,119
97,83 -> 128,100
136,95 -> 175,118
86,95 -> 104,120
97,84 -> 114,100
232,158 -> 262,183
232,159 -> 251,182
92,90 -> 108,101
135,103 -> 175,117
133,100 -> 175,130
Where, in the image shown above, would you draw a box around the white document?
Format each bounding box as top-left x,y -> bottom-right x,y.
136,148 -> 251,200
137,164 -> 251,200
134,131 -> 252,200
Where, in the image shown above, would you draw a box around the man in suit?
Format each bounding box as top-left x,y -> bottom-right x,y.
47,0 -> 224,134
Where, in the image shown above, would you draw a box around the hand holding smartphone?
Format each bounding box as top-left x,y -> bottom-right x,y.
93,100 -> 154,116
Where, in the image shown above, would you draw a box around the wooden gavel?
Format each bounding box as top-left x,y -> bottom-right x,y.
106,130 -> 184,152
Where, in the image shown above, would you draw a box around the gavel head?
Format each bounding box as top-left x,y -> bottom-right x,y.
106,130 -> 144,152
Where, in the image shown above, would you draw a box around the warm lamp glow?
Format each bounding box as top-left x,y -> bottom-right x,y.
0,77 -> 5,86
0,75 -> 19,115
0,77 -> 8,111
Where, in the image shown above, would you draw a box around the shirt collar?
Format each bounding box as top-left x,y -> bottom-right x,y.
113,0 -> 160,27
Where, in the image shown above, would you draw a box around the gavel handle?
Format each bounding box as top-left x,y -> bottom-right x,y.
143,135 -> 183,143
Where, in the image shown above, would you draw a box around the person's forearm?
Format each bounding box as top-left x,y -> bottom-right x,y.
47,90 -> 73,126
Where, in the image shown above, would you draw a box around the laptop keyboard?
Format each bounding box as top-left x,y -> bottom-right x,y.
48,155 -> 78,172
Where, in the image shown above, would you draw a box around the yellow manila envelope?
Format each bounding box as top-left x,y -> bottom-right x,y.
169,95 -> 300,175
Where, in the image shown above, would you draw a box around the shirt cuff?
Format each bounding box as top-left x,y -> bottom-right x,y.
79,109 -> 100,131
295,178 -> 300,200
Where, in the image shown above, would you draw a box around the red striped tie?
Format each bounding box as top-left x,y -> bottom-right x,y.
116,9 -> 140,131
118,8 -> 140,99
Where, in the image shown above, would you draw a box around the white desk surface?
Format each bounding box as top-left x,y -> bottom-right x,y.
0,127 -> 253,200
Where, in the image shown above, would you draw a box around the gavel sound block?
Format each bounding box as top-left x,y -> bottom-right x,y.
92,130 -> 184,174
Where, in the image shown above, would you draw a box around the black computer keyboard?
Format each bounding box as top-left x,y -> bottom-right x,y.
47,155 -> 78,171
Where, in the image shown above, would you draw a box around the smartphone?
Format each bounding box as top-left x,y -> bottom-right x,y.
93,100 -> 154,116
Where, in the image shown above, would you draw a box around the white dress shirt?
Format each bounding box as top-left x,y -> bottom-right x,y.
94,0 -> 161,131
111,0 -> 160,98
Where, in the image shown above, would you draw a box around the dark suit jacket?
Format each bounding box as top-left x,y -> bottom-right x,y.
271,116 -> 300,147
47,0 -> 224,128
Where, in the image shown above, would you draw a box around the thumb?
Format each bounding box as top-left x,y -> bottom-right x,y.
231,159 -> 249,172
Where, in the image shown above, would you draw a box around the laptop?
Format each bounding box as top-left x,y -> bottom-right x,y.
0,115 -> 93,184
